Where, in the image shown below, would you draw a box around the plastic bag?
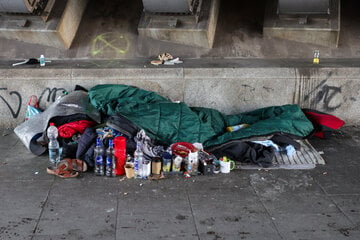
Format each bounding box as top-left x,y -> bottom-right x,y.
25,95 -> 41,120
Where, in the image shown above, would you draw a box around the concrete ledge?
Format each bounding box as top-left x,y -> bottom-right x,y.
137,0 -> 220,48
0,0 -> 88,49
263,0 -> 340,48
1,58 -> 359,129
71,68 -> 184,80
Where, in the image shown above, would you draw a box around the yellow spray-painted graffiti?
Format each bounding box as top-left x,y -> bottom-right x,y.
91,32 -> 130,58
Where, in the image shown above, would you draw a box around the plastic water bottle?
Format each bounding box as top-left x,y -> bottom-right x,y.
134,143 -> 144,179
187,151 -> 199,175
105,139 -> 115,177
47,123 -> 60,167
40,55 -> 45,67
94,137 -> 105,176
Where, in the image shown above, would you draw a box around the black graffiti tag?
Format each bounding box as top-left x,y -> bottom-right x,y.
0,88 -> 22,118
38,87 -> 67,105
304,79 -> 342,112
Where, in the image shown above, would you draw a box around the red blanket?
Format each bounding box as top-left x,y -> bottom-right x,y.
58,120 -> 97,138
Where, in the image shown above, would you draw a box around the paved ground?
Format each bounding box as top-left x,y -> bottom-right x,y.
0,125 -> 359,240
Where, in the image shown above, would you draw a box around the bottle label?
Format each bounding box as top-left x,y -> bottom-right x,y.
49,148 -> 60,163
106,156 -> 112,166
40,55 -> 45,66
96,156 -> 103,165
105,156 -> 113,177
134,159 -> 139,171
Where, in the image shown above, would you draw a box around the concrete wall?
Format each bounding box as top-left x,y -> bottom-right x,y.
1,62 -> 359,129
0,0 -> 88,49
57,0 -> 89,49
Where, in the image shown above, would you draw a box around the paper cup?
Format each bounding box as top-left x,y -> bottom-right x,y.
152,160 -> 162,175
125,163 -> 134,179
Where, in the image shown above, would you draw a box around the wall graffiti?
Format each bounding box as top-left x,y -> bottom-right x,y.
38,87 -> 67,106
0,87 -> 68,119
0,88 -> 22,118
304,79 -> 342,112
91,32 -> 130,58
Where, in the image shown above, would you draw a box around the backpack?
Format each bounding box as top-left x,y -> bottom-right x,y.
106,114 -> 140,154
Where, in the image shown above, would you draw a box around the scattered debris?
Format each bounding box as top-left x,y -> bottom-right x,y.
163,57 -> 183,65
150,60 -> 163,66
150,53 -> 183,66
12,58 -> 39,67
106,208 -> 115,213
158,53 -> 173,61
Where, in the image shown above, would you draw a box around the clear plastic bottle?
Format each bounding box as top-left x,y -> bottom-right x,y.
94,137 -> 105,176
47,123 -> 60,167
162,151 -> 172,173
187,151 -> 199,175
134,143 -> 144,179
105,139 -> 115,177
40,55 -> 45,67
313,50 -> 320,64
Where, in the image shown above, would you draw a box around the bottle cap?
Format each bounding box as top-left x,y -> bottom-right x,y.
49,122 -> 54,126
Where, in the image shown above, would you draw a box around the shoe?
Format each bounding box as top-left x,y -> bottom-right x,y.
158,53 -> 173,61
46,158 -> 87,178
46,166 -> 79,178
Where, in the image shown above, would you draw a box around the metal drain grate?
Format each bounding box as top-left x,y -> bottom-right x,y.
237,139 -> 325,170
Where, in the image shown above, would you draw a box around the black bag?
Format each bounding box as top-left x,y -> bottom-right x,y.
106,114 -> 140,154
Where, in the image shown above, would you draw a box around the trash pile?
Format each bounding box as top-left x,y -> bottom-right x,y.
14,84 -> 345,179
150,53 -> 183,66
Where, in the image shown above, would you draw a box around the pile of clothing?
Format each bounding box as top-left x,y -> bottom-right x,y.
14,84 -> 344,177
